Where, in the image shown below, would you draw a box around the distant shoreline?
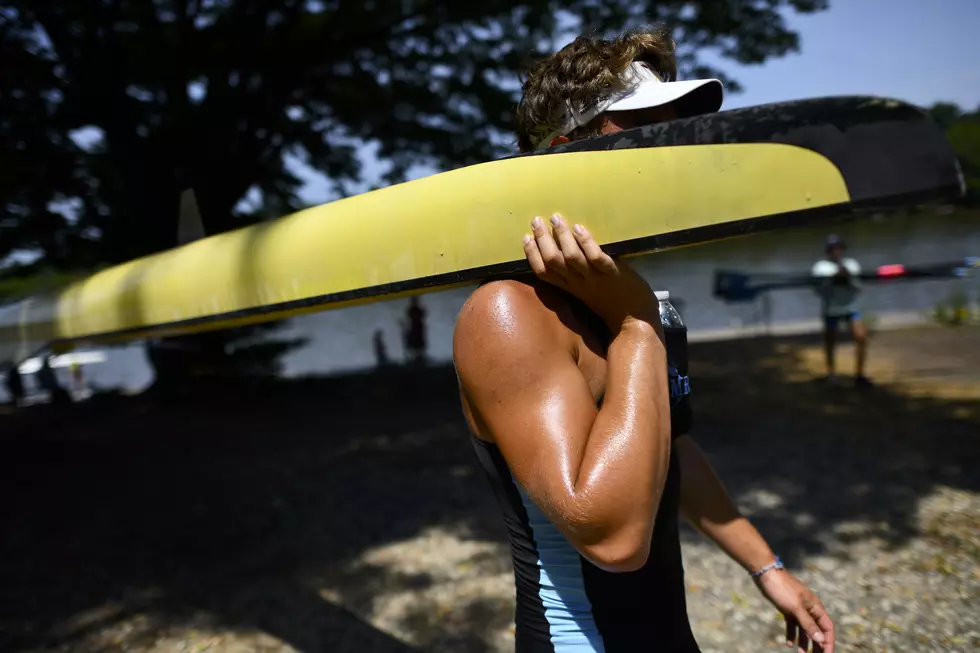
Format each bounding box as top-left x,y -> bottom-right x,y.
0,310 -> 939,375
686,310 -> 931,343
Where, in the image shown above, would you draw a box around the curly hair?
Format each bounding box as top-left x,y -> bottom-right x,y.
515,26 -> 678,152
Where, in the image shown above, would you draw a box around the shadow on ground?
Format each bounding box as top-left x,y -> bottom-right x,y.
1,327 -> 978,652
683,327 -> 980,567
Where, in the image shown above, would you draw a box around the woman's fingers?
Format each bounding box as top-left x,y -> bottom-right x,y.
786,617 -> 798,649
523,234 -> 547,277
550,214 -> 588,277
792,607 -> 822,653
571,223 -> 617,274
797,629 -> 810,653
531,216 -> 569,279
812,603 -> 834,653
523,216 -> 614,285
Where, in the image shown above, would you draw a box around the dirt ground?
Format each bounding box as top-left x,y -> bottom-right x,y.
1,325 -> 978,653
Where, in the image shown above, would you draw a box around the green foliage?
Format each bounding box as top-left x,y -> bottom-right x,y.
928,102 -> 963,130
928,103 -> 980,205
1,0 -> 828,377
0,264 -> 94,303
2,0 -> 828,265
932,289 -> 975,327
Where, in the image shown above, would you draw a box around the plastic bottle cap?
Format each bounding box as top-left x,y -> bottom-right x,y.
654,290 -> 670,300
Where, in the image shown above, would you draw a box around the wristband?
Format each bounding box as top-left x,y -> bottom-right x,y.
750,556 -> 785,578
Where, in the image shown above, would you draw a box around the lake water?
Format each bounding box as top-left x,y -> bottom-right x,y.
4,209 -> 979,399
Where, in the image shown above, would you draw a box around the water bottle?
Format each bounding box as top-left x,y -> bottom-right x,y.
656,290 -> 692,437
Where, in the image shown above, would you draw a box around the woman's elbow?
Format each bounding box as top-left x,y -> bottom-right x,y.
557,498 -> 658,573
580,532 -> 652,573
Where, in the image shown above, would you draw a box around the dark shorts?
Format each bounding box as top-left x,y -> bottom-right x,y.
824,311 -> 861,331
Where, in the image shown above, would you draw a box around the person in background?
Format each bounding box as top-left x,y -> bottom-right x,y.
3,363 -> 25,408
402,297 -> 428,365
37,355 -> 72,405
69,359 -> 86,395
373,329 -> 390,368
811,235 -> 871,387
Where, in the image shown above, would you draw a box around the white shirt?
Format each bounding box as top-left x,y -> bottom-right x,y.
811,258 -> 862,317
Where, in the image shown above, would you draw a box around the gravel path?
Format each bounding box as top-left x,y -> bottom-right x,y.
1,327 -> 977,653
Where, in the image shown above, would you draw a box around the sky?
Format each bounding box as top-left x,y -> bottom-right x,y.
295,0 -> 980,205
702,0 -> 980,111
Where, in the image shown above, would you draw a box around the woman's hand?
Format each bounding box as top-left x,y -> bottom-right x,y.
522,213 -> 659,334
755,569 -> 835,653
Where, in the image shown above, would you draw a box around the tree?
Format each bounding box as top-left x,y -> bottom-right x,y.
929,102 -> 980,205
1,0 -> 830,379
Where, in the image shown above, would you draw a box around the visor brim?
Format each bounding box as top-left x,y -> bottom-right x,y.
606,78 -> 724,118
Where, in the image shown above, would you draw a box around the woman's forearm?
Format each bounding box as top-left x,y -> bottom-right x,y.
675,435 -> 776,572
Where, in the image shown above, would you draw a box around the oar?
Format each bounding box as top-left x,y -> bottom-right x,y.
713,257 -> 979,303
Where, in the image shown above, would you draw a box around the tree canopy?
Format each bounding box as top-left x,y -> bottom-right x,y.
2,0 -> 830,269
929,102 -> 980,205
1,1 -> 834,379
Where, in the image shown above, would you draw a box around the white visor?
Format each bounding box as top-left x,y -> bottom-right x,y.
532,61 -> 724,150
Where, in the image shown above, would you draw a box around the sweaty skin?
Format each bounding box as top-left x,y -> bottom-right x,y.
453,217 -> 672,572
454,215 -> 837,652
456,95 -> 837,650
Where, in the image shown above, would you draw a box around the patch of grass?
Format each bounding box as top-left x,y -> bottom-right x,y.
0,267 -> 94,303
932,290 -> 975,326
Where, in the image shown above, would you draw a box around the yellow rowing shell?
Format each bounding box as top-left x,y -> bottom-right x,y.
0,96 -> 964,365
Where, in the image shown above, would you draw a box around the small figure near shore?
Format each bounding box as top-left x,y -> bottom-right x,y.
70,359 -> 86,395
402,297 -> 428,366
3,363 -> 25,408
812,234 -> 872,387
37,356 -> 72,405
372,329 -> 390,368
